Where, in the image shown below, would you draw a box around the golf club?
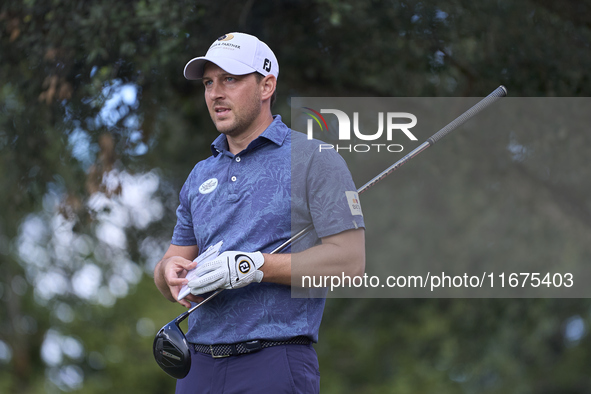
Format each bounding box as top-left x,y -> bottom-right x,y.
153,241 -> 289,379
154,85 -> 508,379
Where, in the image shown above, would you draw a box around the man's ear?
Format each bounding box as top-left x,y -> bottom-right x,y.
260,74 -> 276,101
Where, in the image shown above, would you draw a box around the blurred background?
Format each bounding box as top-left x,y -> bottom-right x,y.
1,0 -> 590,392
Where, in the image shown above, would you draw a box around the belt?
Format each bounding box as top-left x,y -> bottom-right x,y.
193,336 -> 311,358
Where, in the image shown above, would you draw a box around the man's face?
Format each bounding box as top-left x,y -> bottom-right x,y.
202,62 -> 263,137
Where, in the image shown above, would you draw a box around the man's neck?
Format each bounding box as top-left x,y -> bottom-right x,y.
226,113 -> 274,155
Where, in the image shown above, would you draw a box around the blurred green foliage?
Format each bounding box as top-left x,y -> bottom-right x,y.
1,0 -> 590,393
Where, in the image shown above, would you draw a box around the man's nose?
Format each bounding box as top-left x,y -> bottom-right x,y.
207,81 -> 224,100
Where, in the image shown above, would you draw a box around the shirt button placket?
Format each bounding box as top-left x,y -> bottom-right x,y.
231,156 -> 240,182
227,156 -> 239,202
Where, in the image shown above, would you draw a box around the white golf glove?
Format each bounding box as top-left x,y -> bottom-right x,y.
188,250 -> 265,295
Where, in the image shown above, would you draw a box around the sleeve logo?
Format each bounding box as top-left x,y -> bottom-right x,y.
345,191 -> 363,216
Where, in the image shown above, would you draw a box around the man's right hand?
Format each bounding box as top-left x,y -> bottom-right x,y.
154,244 -> 201,308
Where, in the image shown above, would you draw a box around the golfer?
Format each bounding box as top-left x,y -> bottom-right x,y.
154,32 -> 365,393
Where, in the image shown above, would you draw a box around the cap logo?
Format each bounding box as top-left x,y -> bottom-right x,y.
263,58 -> 272,72
217,33 -> 234,41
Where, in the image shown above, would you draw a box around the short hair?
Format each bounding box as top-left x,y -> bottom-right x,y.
255,73 -> 277,108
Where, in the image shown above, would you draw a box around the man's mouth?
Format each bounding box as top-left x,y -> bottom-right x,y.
214,107 -> 231,117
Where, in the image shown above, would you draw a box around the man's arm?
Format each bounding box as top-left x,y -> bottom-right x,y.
154,244 -> 202,308
261,228 -> 366,286
184,228 -> 365,295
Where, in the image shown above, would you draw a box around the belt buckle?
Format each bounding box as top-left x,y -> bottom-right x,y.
210,345 -> 230,359
243,340 -> 262,353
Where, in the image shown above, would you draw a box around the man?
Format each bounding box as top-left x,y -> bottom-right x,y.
154,32 -> 365,393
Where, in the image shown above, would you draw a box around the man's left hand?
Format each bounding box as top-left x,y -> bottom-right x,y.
188,250 -> 265,295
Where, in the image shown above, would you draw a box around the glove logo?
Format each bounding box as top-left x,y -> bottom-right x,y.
237,257 -> 251,274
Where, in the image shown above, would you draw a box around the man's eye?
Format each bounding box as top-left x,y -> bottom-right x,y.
226,77 -> 235,82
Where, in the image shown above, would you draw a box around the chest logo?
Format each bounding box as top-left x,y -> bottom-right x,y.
199,178 -> 218,194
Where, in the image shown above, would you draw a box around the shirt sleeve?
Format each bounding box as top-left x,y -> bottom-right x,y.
305,147 -> 365,238
171,176 -> 197,246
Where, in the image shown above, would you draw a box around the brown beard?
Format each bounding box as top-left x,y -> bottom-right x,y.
211,90 -> 262,137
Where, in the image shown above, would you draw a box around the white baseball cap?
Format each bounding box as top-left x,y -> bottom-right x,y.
184,32 -> 279,80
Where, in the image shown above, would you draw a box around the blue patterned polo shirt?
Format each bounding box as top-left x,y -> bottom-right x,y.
172,115 -> 364,344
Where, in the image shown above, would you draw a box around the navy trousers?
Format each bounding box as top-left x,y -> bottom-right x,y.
175,343 -> 320,394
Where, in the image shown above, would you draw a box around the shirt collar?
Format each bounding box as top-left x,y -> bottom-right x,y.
210,115 -> 288,157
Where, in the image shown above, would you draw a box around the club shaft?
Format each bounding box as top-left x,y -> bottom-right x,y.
358,85 -> 507,193
185,85 -> 507,313
183,288 -> 224,319
274,85 -> 506,248
357,141 -> 431,194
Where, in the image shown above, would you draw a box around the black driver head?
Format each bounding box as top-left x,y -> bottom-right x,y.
153,317 -> 191,379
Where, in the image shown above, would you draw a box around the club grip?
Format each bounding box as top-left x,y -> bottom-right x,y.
427,85 -> 507,145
